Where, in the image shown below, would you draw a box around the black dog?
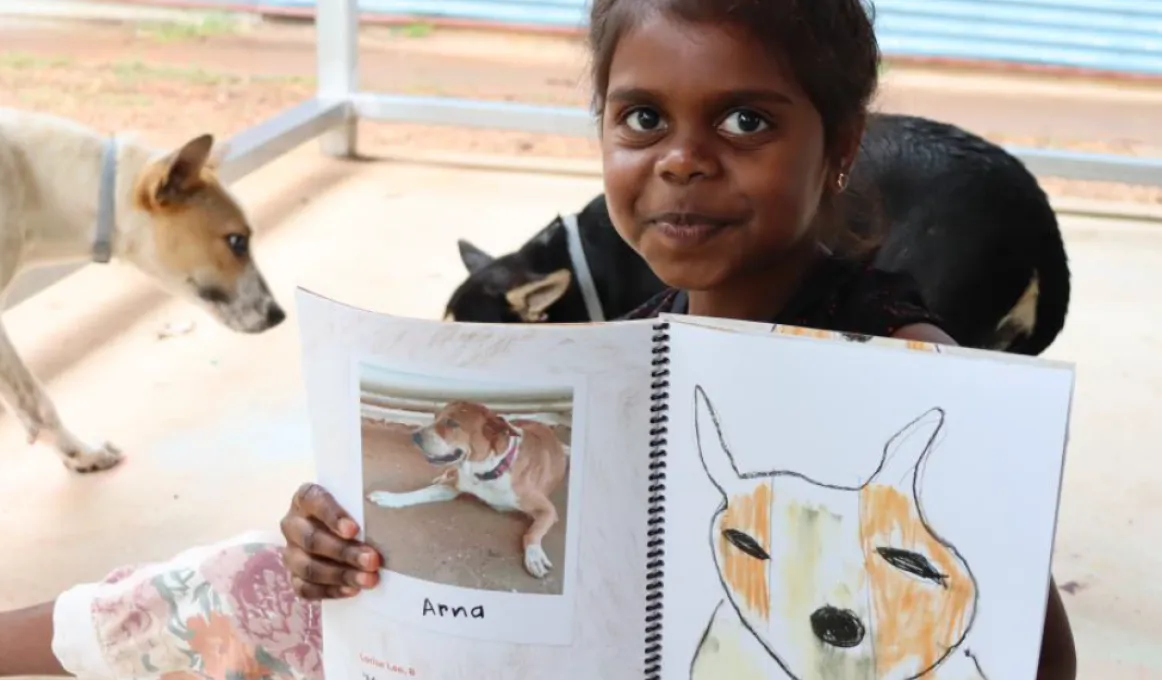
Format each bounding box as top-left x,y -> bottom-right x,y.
445,113 -> 1070,356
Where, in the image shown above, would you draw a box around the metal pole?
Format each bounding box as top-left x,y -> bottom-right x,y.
316,0 -> 359,158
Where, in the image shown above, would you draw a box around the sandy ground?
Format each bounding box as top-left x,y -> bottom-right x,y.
361,419 -> 571,596
1,15 -> 1161,204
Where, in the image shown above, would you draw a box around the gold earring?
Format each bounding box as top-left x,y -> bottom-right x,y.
835,171 -> 850,193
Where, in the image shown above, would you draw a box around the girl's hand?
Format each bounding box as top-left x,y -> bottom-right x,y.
280,483 -> 382,599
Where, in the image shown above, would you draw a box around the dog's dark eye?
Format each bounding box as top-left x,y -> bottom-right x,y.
876,547 -> 948,587
225,233 -> 248,257
444,418 -> 459,429
723,529 -> 770,561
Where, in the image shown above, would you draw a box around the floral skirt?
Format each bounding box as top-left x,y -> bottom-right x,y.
52,532 -> 322,680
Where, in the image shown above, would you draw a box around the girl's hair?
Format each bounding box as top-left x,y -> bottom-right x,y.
587,0 -> 884,258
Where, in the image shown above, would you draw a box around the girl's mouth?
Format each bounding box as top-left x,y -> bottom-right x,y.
648,212 -> 736,247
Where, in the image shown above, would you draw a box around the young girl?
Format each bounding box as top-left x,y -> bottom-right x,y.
0,1 -> 1076,678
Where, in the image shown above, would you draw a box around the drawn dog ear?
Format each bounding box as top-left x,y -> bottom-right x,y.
482,412 -> 518,453
694,386 -> 744,496
869,407 -> 945,486
457,239 -> 495,274
154,134 -> 215,204
505,269 -> 572,322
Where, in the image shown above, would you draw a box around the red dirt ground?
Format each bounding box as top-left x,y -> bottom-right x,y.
1,16 -> 1161,205
361,420 -> 571,596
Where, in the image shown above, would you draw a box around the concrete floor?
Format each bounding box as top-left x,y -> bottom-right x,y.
0,143 -> 1158,678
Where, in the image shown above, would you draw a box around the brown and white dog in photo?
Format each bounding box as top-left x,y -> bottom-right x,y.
367,400 -> 571,579
0,107 -> 284,473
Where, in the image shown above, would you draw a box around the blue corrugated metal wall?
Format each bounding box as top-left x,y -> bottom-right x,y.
230,0 -> 1162,76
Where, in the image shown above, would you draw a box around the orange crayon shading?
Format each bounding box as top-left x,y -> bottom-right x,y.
717,482 -> 773,622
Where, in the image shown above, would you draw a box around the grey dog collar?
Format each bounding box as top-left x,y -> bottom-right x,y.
92,136 -> 118,264
562,212 -> 605,322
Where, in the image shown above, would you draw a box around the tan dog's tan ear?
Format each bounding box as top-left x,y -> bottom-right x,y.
483,412 -> 518,453
206,138 -> 231,169
156,134 -> 214,204
505,269 -> 572,322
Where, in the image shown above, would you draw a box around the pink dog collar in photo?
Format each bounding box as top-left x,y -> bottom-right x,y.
475,431 -> 522,481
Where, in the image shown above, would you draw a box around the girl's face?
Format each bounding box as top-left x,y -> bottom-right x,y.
601,13 -> 844,293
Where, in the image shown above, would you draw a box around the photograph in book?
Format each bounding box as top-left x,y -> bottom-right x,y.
299,289 -> 657,673
359,362 -> 576,600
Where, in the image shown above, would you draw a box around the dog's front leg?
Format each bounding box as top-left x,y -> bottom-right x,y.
519,493 -> 558,579
0,323 -> 121,473
367,483 -> 459,509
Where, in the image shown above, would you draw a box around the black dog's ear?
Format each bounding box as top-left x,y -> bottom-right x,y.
505,269 -> 572,322
457,239 -> 495,274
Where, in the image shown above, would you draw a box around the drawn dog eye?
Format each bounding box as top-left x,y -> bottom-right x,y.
876,547 -> 948,587
723,529 -> 770,561
444,418 -> 459,429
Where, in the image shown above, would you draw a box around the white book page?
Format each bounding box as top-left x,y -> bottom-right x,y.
295,288 -> 658,680
659,319 -> 1074,680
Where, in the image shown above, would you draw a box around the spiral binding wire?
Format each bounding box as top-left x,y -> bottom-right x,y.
644,321 -> 670,680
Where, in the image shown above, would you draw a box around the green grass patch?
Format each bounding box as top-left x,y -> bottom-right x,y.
112,59 -> 233,85
0,52 -> 73,70
135,11 -> 244,43
108,60 -> 311,87
394,21 -> 435,39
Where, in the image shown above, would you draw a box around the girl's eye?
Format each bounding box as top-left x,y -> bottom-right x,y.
719,110 -> 770,136
624,107 -> 665,133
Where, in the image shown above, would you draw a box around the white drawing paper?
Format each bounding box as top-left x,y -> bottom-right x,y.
661,318 -> 1074,680
297,288 -> 658,680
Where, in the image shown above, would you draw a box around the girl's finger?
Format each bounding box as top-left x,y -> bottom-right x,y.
280,515 -> 381,571
283,547 -> 362,589
290,483 -> 359,539
291,576 -> 360,601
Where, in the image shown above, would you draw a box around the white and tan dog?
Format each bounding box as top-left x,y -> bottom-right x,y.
367,400 -> 570,579
0,107 -> 284,473
690,385 -> 987,680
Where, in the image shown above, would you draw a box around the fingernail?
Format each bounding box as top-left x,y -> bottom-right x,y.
356,572 -> 377,587
359,551 -> 375,569
339,586 -> 358,597
338,519 -> 358,538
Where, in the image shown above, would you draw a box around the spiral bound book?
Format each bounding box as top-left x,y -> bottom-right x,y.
296,287 -> 1075,680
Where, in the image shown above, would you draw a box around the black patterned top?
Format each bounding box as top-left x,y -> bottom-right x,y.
619,256 -> 944,339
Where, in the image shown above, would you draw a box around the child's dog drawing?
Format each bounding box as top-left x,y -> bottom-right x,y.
690,385 -> 986,679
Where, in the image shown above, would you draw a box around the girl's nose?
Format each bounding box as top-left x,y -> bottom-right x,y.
654,133 -> 720,185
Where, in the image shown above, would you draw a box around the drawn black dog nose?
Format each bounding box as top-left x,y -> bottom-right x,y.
810,606 -> 865,648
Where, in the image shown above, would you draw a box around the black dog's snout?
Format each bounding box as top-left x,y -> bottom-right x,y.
810,606 -> 865,649
412,431 -> 423,447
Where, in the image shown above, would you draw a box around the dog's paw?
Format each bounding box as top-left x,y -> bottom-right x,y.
524,544 -> 553,579
62,442 -> 124,474
367,491 -> 401,508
